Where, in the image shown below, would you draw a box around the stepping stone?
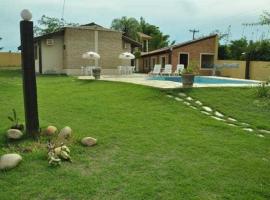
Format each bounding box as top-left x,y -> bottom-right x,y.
201,111 -> 211,116
228,117 -> 237,122
178,92 -> 187,97
215,111 -> 224,118
183,102 -> 191,106
166,95 -> 173,98
241,122 -> 250,127
259,130 -> 270,134
227,123 -> 237,127
243,128 -> 253,132
186,97 -> 193,101
211,116 -> 225,121
202,106 -> 212,112
195,101 -> 203,106
256,134 -> 265,138
175,97 -> 183,101
190,106 -> 197,110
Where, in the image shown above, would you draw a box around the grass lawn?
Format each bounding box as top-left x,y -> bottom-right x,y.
0,70 -> 269,200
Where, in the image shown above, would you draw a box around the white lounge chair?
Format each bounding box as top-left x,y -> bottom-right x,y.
174,64 -> 185,75
149,64 -> 161,76
161,64 -> 172,76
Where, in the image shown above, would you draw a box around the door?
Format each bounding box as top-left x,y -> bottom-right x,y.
161,57 -> 166,68
179,53 -> 189,68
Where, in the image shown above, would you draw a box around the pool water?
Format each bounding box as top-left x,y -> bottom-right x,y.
148,76 -> 257,84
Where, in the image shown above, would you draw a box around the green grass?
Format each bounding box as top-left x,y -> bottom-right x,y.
0,70 -> 269,200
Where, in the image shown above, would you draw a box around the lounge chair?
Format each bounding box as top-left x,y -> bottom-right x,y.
149,64 -> 161,76
161,64 -> 172,76
173,64 -> 185,76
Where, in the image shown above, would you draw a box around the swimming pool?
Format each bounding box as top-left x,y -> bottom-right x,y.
148,76 -> 259,84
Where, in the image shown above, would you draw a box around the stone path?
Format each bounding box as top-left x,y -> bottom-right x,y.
166,92 -> 270,138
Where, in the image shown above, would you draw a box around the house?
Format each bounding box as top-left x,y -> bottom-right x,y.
34,23 -> 141,75
139,34 -> 219,75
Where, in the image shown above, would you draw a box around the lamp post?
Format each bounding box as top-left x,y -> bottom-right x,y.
20,9 -> 40,138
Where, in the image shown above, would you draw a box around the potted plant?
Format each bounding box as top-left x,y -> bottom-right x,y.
92,67 -> 101,80
180,63 -> 197,88
8,109 -> 24,131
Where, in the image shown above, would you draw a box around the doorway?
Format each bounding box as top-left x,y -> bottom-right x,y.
179,53 -> 189,68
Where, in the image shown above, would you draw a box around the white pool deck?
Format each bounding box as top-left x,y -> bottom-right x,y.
78,74 -> 261,89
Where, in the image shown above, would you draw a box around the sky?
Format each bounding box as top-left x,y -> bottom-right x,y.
0,0 -> 269,51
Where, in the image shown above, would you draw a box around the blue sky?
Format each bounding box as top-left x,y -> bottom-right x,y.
0,0 -> 269,51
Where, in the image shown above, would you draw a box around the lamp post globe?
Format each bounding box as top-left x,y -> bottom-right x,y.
20,9 -> 32,21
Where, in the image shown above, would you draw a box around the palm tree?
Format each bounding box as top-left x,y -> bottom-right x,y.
111,17 -> 140,39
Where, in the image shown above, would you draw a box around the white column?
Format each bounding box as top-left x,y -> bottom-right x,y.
146,40 -> 149,52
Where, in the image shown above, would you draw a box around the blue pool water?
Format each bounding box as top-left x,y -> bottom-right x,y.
148,76 -> 257,84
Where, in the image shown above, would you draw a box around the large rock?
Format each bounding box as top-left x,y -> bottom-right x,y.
45,126 -> 58,136
0,153 -> 22,170
58,126 -> 72,139
6,129 -> 23,139
81,137 -> 97,147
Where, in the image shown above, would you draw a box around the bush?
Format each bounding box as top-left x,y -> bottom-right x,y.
255,81 -> 270,98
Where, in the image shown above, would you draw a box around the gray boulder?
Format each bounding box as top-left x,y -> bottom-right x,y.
6,129 -> 23,139
0,153 -> 22,170
81,137 -> 97,147
58,126 -> 72,139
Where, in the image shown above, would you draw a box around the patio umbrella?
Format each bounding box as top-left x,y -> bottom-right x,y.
82,51 -> 100,59
119,52 -> 135,60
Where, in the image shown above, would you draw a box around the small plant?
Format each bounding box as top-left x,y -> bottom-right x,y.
255,81 -> 270,98
8,109 -> 24,131
181,62 -> 198,75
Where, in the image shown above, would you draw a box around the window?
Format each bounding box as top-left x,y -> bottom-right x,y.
201,54 -> 214,69
122,42 -> 127,49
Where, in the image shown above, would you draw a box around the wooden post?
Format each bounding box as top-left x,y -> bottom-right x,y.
20,10 -> 39,138
245,52 -> 251,80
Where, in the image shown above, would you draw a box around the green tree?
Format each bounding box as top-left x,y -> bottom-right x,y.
111,17 -> 140,39
229,38 -> 248,60
111,16 -> 173,51
34,15 -> 78,36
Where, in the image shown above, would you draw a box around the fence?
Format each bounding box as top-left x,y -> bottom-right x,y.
0,52 -> 21,69
216,60 -> 270,81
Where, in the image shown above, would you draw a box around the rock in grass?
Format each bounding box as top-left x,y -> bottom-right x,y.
166,95 -> 173,98
259,130 -> 270,134
186,97 -> 193,101
202,106 -> 212,112
81,137 -> 97,147
175,97 -> 183,101
195,100 -> 203,106
45,126 -> 58,136
178,92 -> 187,97
6,129 -> 23,139
58,126 -> 72,139
183,101 -> 191,106
0,153 -> 22,170
211,116 -> 225,121
215,111 -> 224,118
228,117 -> 237,122
243,128 -> 253,132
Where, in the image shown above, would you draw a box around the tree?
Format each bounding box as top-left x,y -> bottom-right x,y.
34,15 -> 78,36
111,16 -> 173,51
111,16 -> 140,39
0,37 -> 3,50
229,38 -> 248,60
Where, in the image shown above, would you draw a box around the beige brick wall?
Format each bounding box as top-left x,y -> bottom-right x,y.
64,28 -> 95,69
64,28 -> 131,73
